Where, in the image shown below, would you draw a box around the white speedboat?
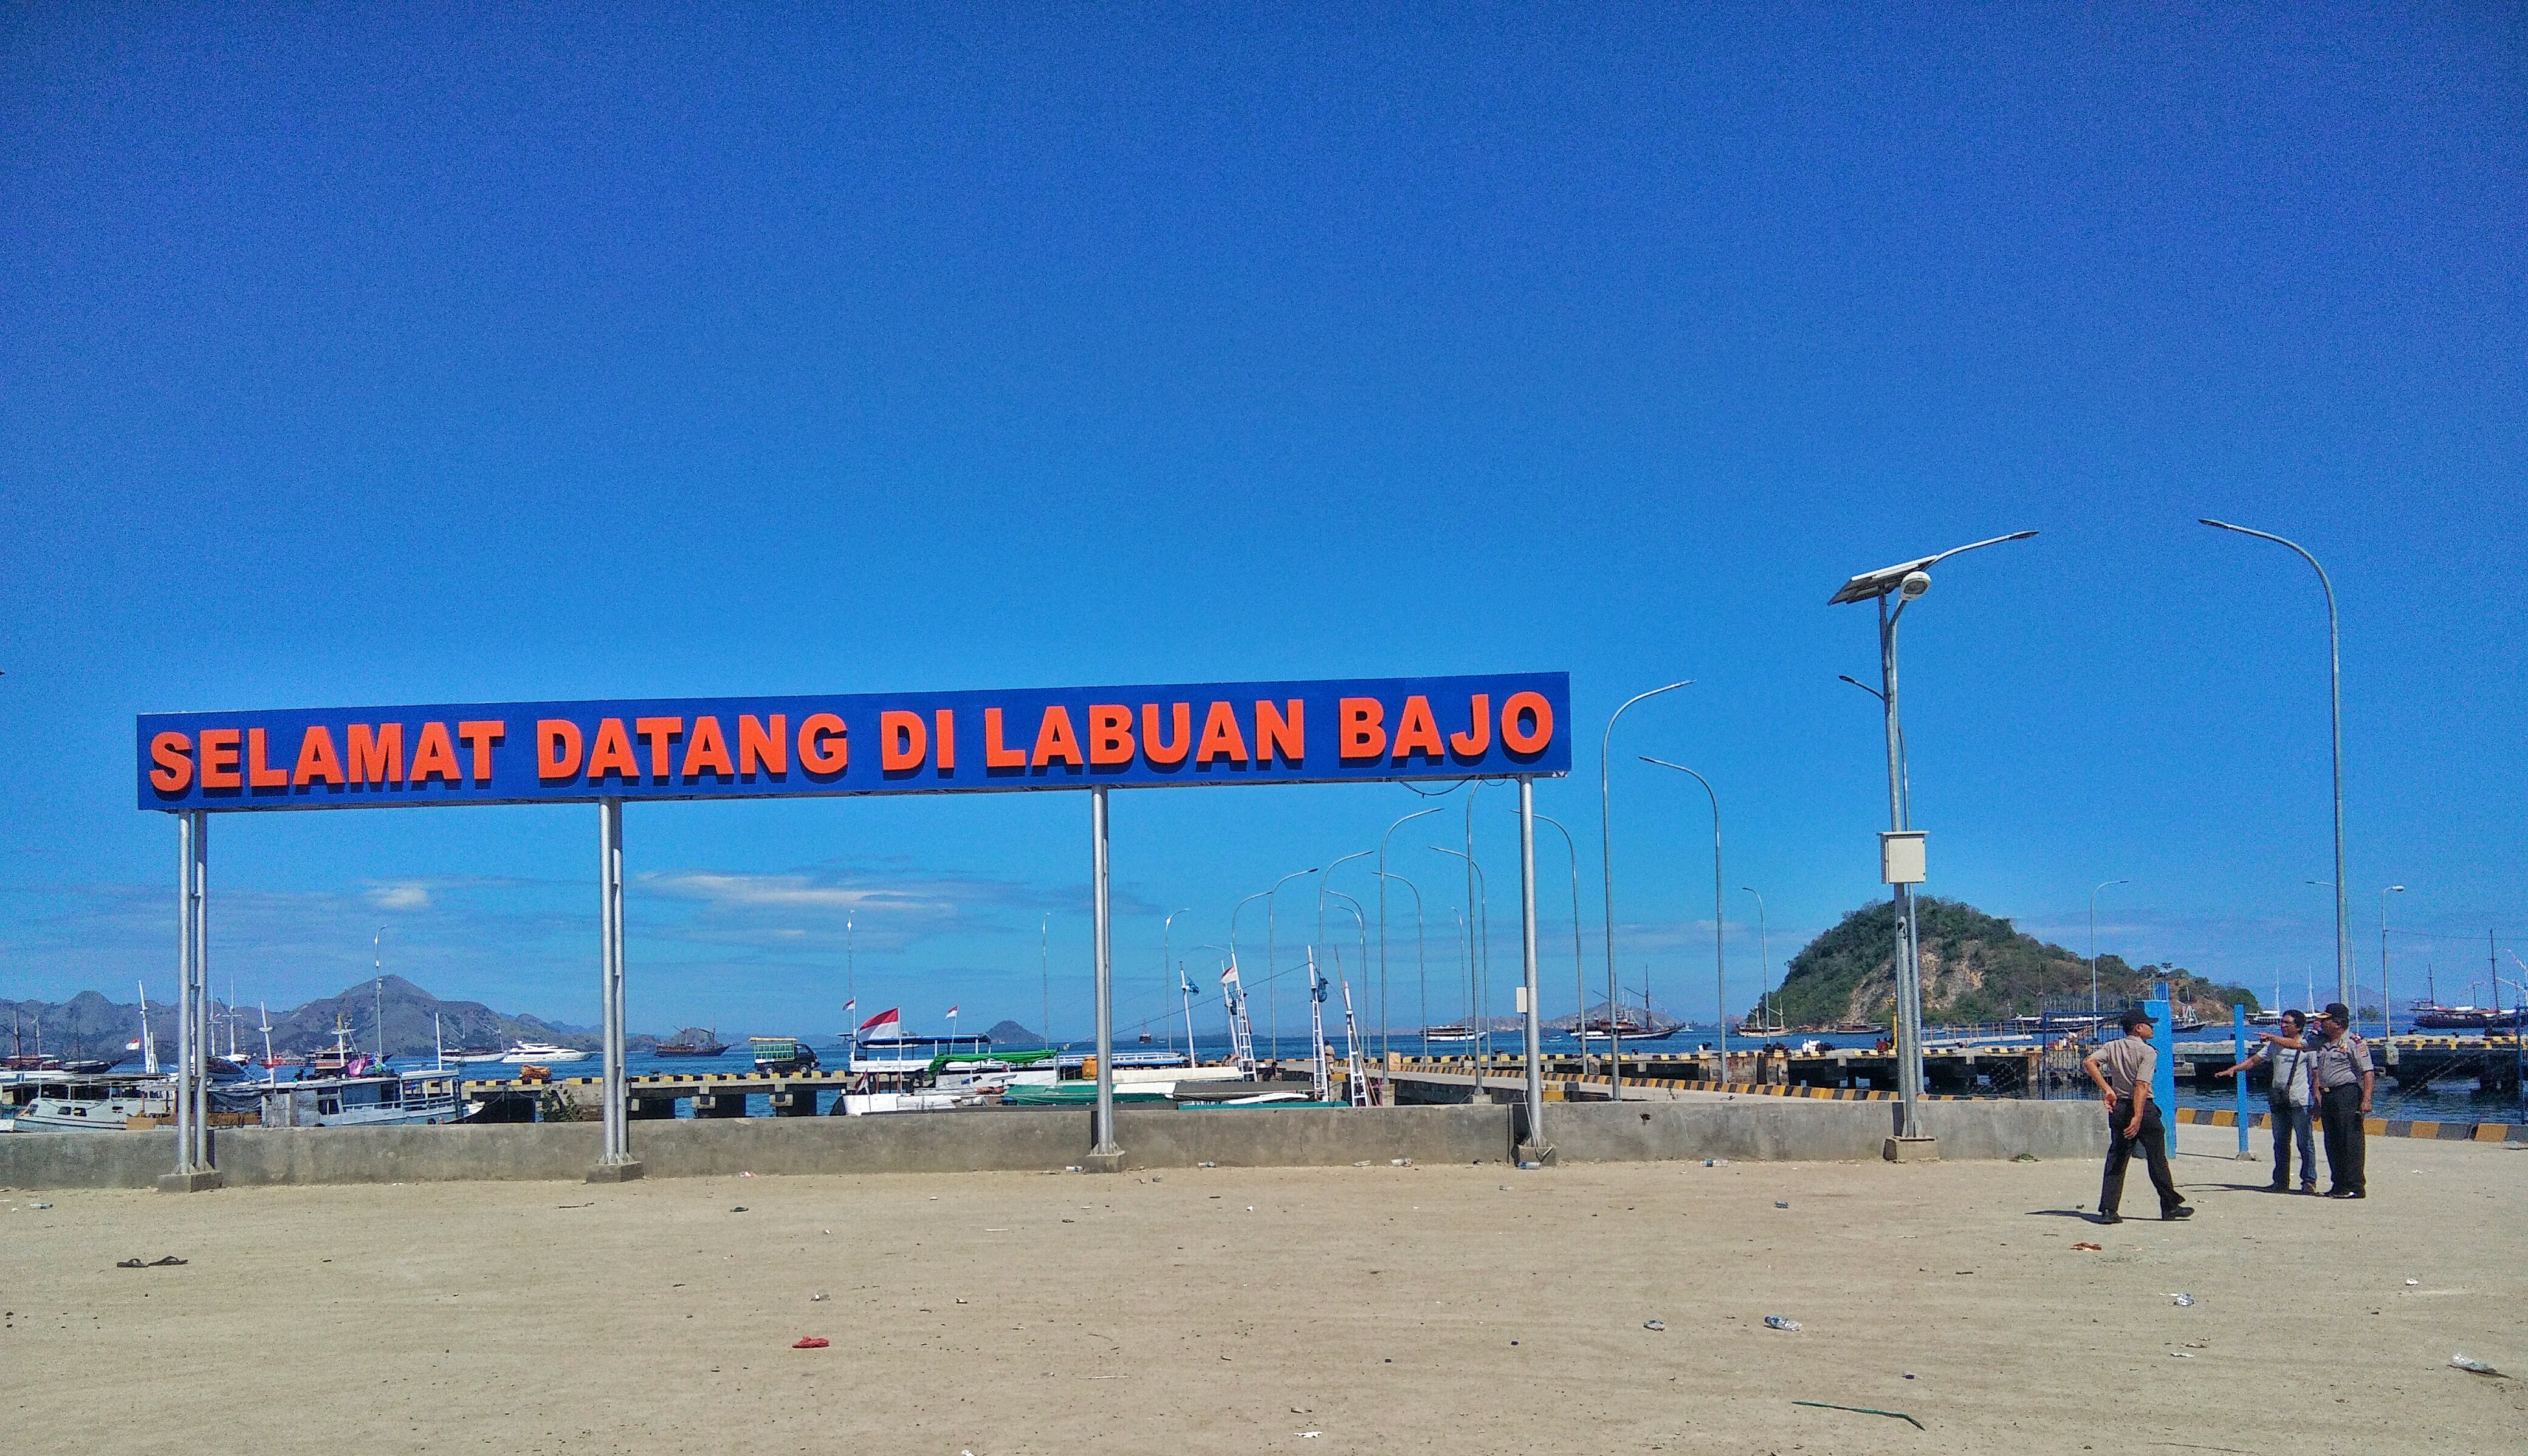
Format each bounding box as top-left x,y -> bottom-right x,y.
497,1041 -> 589,1063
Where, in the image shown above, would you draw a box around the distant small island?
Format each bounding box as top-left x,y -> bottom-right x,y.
1757,896 -> 2261,1028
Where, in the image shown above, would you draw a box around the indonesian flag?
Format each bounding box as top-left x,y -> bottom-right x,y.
126,1039 -> 141,1051
945,1005 -> 960,1018
1220,966 -> 1237,985
842,998 -> 856,1013
857,1006 -> 903,1041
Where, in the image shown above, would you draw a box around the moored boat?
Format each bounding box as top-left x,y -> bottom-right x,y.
220,1067 -> 477,1128
655,1027 -> 729,1057
497,1040 -> 589,1063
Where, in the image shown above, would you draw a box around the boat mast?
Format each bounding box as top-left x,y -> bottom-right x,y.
137,981 -> 158,1076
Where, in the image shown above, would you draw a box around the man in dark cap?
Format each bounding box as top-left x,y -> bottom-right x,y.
2081,1006 -> 2192,1224
2311,1001 -> 2375,1198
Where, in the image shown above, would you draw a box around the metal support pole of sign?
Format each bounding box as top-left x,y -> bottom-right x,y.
1516,778 -> 1548,1162
190,811 -> 209,1173
1087,786 -> 1122,1170
588,797 -> 642,1182
159,811 -> 219,1192
171,815 -> 191,1178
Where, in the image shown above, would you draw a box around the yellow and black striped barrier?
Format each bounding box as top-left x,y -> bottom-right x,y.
2171,1105 -> 2522,1144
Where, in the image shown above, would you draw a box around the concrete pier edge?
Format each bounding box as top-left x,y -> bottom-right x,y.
0,1097 -> 2121,1190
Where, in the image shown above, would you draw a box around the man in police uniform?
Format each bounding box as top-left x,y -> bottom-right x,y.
2312,1001 -> 2375,1198
2082,1006 -> 2193,1224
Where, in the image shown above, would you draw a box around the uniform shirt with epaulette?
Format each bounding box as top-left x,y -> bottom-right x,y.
2094,1035 -> 2156,1099
2313,1032 -> 2372,1091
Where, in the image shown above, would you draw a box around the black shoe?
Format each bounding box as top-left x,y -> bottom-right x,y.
2327,1189 -> 2365,1200
2163,1205 -> 2194,1221
2095,1212 -> 2123,1224
2299,1183 -> 2318,1195
2265,1180 -> 2289,1192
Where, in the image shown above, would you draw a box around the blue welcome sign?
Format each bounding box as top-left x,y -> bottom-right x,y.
139,672 -> 1571,811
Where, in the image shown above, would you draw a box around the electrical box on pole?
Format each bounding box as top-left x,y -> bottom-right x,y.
1880,830 -> 1927,885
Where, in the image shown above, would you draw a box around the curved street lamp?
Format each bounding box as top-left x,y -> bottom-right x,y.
1378,805 -> 1447,1060
2200,518 -> 2349,1009
1599,681 -> 1693,1099
2089,879 -> 2128,1027
1740,887 -> 1771,1037
1640,756 -> 1726,1073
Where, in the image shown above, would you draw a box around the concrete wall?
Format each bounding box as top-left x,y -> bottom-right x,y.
0,1097 -> 2099,1190
1545,1096 -> 2107,1164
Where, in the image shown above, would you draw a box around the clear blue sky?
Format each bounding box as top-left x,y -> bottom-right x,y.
4,7 -> 2522,1038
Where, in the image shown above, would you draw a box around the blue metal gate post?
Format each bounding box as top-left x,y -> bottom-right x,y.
2147,994 -> 2177,1159
2233,1006 -> 2250,1156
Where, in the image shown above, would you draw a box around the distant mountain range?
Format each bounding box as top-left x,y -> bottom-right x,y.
1,977 -> 651,1063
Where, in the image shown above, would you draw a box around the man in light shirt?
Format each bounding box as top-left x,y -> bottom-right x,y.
2081,1006 -> 2192,1224
2214,1008 -> 2317,1193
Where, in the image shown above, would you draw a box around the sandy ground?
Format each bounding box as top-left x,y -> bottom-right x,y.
5,1122 -> 2522,1456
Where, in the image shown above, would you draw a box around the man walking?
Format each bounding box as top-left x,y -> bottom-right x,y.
2214,1009 -> 2317,1193
2083,1006 -> 2192,1224
2312,1001 -> 2375,1199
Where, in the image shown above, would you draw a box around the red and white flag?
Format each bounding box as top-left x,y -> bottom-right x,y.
944,1005 -> 960,1018
1220,966 -> 1238,985
842,998 -> 856,1013
856,1006 -> 902,1040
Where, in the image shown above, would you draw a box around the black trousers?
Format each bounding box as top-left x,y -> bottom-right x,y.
2319,1084 -> 2367,1195
2100,1097 -> 2182,1217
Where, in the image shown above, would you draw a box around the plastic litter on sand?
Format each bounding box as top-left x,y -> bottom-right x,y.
1774,1201 -> 1790,1209
2072,1241 -> 2103,1251
2449,1355 -> 2507,1377
1643,1319 -> 1666,1332
2170,1294 -> 2194,1307
1764,1316 -> 1802,1331
792,1338 -> 829,1350
1793,1401 -> 1923,1431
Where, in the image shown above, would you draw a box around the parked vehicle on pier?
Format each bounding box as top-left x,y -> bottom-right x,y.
748,1037 -> 819,1074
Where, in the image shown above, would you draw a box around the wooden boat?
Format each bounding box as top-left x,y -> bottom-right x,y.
654,1027 -> 729,1056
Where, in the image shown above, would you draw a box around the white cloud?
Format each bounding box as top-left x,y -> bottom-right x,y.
365,883 -> 431,911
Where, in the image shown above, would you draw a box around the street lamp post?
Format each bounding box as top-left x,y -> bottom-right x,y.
2090,879 -> 2129,1028
1600,681 -> 1693,1101
1432,846 -> 1488,1064
2379,885 -> 2405,1037
1740,888 -> 1770,1037
2201,519 -> 2351,1009
1832,530 -> 2038,1141
1316,848 -> 1376,1028
1640,757 -> 1726,1077
1378,806 -> 1446,1062
1260,867 -> 1315,1064
1376,869 -> 1426,1058
1163,907 -> 1193,1054
1514,809 -> 1590,1068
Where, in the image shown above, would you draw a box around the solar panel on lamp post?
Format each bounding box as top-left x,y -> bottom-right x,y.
1830,531 -> 2037,1141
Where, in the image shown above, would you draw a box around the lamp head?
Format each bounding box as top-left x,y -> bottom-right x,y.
1898,571 -> 1931,601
